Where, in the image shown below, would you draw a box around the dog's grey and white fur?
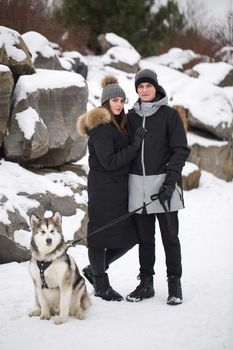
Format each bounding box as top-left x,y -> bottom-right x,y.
29,211 -> 91,325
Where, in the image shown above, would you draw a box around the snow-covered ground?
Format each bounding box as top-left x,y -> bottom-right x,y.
0,162 -> 233,350
1,29 -> 233,350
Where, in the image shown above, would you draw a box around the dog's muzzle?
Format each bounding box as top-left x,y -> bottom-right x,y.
46,238 -> 52,246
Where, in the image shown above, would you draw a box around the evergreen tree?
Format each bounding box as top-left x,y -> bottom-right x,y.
149,0 -> 187,53
55,0 -> 187,56
55,0 -> 152,53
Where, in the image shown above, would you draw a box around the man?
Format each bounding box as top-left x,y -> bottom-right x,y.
126,69 -> 190,305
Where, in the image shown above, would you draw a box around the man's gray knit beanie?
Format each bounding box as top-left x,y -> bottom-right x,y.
101,75 -> 126,105
135,69 -> 158,91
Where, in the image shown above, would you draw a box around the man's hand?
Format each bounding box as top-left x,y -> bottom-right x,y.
132,126 -> 147,150
158,184 -> 175,203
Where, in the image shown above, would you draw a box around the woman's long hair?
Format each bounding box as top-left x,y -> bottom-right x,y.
102,101 -> 128,133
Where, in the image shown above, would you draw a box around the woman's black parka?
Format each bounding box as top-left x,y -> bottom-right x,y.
78,107 -> 139,249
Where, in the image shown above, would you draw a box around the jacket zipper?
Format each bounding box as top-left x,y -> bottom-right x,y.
141,115 -> 146,204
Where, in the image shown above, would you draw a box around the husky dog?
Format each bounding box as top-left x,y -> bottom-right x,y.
29,211 -> 91,325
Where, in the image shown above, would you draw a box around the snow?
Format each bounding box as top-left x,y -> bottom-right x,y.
223,86 -> 233,106
1,31 -> 233,349
0,160 -> 233,350
15,107 -> 42,140
0,64 -> 10,72
22,31 -> 56,62
59,51 -> 87,71
13,69 -> 86,103
0,26 -> 26,62
193,61 -> 233,85
187,132 -> 228,147
105,32 -> 135,49
144,47 -> 201,70
101,46 -> 140,66
182,161 -> 199,176
62,51 -> 87,64
0,160 -> 76,224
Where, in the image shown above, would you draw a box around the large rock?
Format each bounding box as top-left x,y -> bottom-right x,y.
187,132 -> 233,181
0,235 -> 31,264
182,162 -> 201,191
99,33 -> 140,73
215,46 -> 233,65
0,65 -> 14,147
0,26 -> 35,81
22,31 -> 63,70
140,48 -> 206,71
60,51 -> 88,79
192,62 -> 233,87
4,69 -> 88,167
171,78 -> 233,141
0,161 -> 88,263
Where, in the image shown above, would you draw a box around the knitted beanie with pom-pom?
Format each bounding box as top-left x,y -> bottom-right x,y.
101,75 -> 126,105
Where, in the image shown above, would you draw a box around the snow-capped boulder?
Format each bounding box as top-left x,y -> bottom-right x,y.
0,26 -> 35,81
99,33 -> 141,73
192,62 -> 233,87
215,46 -> 233,65
143,48 -> 207,71
4,69 -> 88,167
0,160 -> 88,263
187,133 -> 233,181
22,31 -> 63,70
182,162 -> 201,190
60,51 -> 88,78
0,65 -> 14,147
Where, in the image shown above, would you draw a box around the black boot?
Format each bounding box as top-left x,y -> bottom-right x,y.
93,273 -> 123,302
167,276 -> 183,305
126,275 -> 155,302
82,265 -> 94,285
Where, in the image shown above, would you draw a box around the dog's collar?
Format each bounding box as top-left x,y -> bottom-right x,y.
36,260 -> 52,289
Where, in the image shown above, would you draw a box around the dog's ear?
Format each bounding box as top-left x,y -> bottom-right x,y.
52,211 -> 62,226
30,214 -> 40,228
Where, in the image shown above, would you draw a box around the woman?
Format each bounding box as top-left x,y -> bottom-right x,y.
77,76 -> 146,301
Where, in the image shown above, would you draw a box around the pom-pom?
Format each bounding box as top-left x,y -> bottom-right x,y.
101,75 -> 118,88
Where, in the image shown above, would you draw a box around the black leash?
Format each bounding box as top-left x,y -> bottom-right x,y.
66,193 -> 173,248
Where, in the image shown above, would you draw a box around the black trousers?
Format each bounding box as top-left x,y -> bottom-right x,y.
133,211 -> 182,278
88,246 -> 132,277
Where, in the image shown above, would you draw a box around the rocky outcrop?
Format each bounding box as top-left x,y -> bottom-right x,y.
0,66 -> 14,147
4,69 -> 88,167
142,48 -> 206,71
0,26 -> 35,81
182,162 -> 201,191
215,46 -> 233,65
0,235 -> 30,264
188,109 -> 233,141
22,31 -> 63,70
99,32 -> 140,73
61,51 -> 88,78
0,162 -> 88,263
187,133 -> 233,181
171,78 -> 233,141
191,61 -> 233,87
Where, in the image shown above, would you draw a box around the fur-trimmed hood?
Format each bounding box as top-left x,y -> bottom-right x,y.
77,107 -> 111,136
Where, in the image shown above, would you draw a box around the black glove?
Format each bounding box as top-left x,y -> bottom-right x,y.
158,184 -> 175,203
132,126 -> 147,150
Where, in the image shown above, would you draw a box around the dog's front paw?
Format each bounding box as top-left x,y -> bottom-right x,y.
29,309 -> 41,317
54,316 -> 67,325
75,310 -> 86,320
40,311 -> 51,320
50,306 -> 59,316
